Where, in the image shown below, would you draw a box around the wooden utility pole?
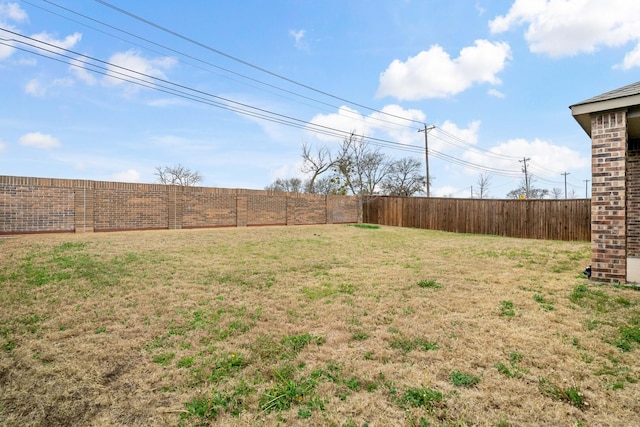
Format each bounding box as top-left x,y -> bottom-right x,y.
561,172 -> 570,199
584,179 -> 590,198
418,125 -> 435,197
519,157 -> 531,197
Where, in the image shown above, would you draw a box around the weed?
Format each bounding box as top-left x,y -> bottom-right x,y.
182,380 -> 254,421
352,331 -> 369,341
259,376 -> 317,412
281,333 -> 325,355
533,294 -> 554,311
209,352 -> 247,382
250,335 -> 285,362
153,352 -> 175,366
496,352 -> 528,378
176,356 -> 194,368
342,418 -> 358,427
417,279 -> 441,289
399,386 -> 444,409
390,336 -> 438,354
302,283 -> 339,300
298,407 -> 312,419
499,301 -> 516,317
449,370 -> 480,387
569,284 -> 625,313
538,378 -> 585,409
2,340 -> 16,352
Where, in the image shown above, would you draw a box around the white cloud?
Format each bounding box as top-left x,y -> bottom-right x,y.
25,77 -> 73,97
0,2 -> 27,23
309,104 -> 428,145
271,162 -> 304,181
0,138 -> 6,152
487,88 -> 505,98
289,29 -> 308,50
19,132 -> 61,149
462,137 -> 590,178
438,120 -> 481,145
377,40 -> 511,100
617,42 -> 640,70
0,2 -> 29,60
308,106 -> 369,141
31,31 -> 82,50
489,0 -> 640,60
111,169 -> 141,182
24,79 -> 43,96
69,57 -> 97,85
103,49 -> 177,91
0,43 -> 14,60
308,105 -> 480,155
366,104 -> 426,145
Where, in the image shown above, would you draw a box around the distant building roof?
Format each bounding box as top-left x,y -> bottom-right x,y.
570,81 -> 640,137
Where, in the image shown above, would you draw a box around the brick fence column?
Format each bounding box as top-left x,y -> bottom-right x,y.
590,110 -> 627,283
326,195 -> 334,224
167,186 -> 183,230
74,182 -> 94,233
286,194 -> 296,225
236,193 -> 248,227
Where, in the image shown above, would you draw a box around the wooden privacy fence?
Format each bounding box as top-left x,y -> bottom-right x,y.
363,196 -> 591,241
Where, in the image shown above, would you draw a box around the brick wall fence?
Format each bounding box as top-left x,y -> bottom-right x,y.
0,175 -> 359,234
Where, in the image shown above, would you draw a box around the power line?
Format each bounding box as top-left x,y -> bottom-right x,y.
2,26 -> 531,182
18,1 -> 531,173
90,0 -> 426,127
24,0 -> 422,133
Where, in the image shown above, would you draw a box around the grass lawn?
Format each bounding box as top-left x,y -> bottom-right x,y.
1,224 -> 639,426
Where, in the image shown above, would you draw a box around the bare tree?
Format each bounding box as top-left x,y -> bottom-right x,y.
155,164 -> 203,186
307,176 -> 341,195
301,143 -> 337,194
551,188 -> 563,199
507,178 -> 549,199
334,132 -> 392,196
475,173 -> 492,199
265,177 -> 303,193
380,157 -> 425,196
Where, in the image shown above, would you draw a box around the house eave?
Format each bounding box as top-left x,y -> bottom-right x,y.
570,94 -> 640,137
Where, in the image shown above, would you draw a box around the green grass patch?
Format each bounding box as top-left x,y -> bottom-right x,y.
533,293 -> 554,311
398,386 -> 445,409
417,279 -> 441,289
390,336 -> 438,354
499,300 -> 516,317
351,224 -> 380,229
496,352 -> 528,378
539,378 -> 585,409
449,370 -> 480,387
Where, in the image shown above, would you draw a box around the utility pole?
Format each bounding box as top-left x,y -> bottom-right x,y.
584,179 -> 590,198
418,124 -> 435,197
519,157 -> 531,198
561,172 -> 570,199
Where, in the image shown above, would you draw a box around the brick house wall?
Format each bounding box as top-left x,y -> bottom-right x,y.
590,110 -> 628,283
0,175 -> 358,235
627,139 -> 640,258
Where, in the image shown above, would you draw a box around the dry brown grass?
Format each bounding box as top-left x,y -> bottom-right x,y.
0,225 -> 639,426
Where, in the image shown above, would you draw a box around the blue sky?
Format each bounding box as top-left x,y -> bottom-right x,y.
1,0 -> 639,197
